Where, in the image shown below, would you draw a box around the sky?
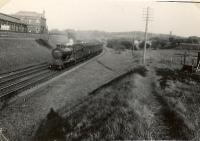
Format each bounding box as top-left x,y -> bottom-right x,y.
0,0 -> 200,37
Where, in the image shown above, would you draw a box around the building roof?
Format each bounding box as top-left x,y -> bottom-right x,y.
0,12 -> 20,23
0,12 -> 27,25
14,11 -> 44,18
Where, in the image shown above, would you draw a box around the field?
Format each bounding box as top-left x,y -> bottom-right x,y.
34,48 -> 200,140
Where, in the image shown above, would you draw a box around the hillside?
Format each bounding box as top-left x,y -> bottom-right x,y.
0,38 -> 51,73
50,29 -> 178,43
65,30 -> 176,41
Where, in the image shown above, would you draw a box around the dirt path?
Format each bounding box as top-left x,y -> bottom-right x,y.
130,67 -> 193,140
146,68 -> 193,140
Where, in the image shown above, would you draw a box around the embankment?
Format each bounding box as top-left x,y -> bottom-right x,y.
0,38 -> 51,73
0,33 -> 69,73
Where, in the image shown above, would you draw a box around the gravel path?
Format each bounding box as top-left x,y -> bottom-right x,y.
0,48 -> 139,141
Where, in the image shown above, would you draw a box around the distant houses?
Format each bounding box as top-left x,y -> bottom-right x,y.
0,11 -> 48,34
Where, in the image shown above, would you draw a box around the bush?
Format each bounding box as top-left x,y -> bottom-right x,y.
107,38 -> 134,51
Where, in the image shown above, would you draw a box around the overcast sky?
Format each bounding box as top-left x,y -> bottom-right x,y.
1,0 -> 200,36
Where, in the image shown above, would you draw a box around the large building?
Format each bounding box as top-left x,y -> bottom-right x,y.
13,11 -> 48,34
0,12 -> 27,32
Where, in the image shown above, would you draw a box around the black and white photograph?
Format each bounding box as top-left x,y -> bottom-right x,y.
0,0 -> 200,140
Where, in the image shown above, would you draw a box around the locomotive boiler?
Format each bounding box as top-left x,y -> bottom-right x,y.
49,42 -> 103,70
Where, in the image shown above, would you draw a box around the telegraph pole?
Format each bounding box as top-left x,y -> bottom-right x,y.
143,7 -> 151,65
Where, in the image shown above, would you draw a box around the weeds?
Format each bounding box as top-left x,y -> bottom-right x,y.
64,74 -> 148,140
0,39 -> 51,73
34,66 -> 150,141
34,108 -> 68,141
155,67 -> 200,140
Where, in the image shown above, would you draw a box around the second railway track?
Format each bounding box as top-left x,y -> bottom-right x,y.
0,63 -> 50,100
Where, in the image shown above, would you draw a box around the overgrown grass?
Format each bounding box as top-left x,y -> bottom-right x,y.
34,66 -> 151,141
155,67 -> 200,140
156,67 -> 200,89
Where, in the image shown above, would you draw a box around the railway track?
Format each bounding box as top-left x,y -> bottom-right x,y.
0,51 -> 104,106
0,63 -> 51,101
0,62 -> 47,78
0,64 -> 48,86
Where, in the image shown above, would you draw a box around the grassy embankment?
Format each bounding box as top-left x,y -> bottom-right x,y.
34,66 -> 151,141
0,34 -> 69,73
0,38 -> 52,73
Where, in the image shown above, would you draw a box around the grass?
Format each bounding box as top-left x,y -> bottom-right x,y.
154,51 -> 200,140
0,34 -> 70,73
34,66 -> 151,141
152,82 -> 194,140
0,38 -> 51,73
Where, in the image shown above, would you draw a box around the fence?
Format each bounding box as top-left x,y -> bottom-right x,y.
158,54 -> 198,68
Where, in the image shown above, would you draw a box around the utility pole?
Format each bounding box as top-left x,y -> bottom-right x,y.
143,7 -> 151,65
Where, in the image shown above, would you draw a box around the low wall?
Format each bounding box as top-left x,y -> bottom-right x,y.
0,31 -> 49,40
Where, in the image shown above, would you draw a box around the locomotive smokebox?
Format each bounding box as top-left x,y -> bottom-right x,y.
52,46 -> 73,60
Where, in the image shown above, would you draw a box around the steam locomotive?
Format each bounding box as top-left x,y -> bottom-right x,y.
49,42 -> 103,70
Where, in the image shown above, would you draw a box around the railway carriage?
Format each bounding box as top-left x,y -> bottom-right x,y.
49,42 -> 103,70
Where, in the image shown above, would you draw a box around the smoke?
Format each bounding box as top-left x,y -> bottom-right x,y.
66,30 -> 76,40
66,38 -> 74,46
